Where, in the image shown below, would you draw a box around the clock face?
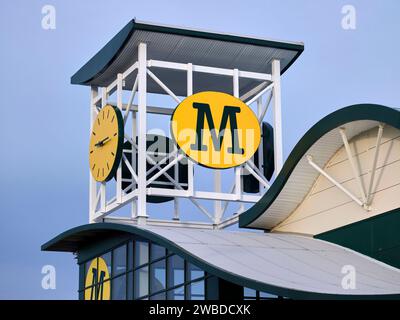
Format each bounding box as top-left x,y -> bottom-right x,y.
89,105 -> 124,182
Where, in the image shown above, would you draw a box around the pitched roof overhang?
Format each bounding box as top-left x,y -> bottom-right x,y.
71,19 -> 304,96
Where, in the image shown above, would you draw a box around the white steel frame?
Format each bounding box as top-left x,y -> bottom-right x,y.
89,42 -> 283,229
306,124 -> 385,212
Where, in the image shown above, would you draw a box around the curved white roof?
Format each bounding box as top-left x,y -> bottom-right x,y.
138,225 -> 400,297
42,222 -> 400,298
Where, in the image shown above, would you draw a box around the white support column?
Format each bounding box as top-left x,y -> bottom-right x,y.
233,68 -> 244,214
173,143 -> 180,220
214,169 -> 222,223
89,86 -> 99,223
116,73 -> 123,204
100,87 -> 108,215
187,63 -> 194,197
272,59 -> 283,174
257,97 -> 264,192
137,42 -> 148,223
100,182 -> 106,212
131,109 -> 137,218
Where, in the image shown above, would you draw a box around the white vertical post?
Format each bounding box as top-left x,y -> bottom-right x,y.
187,63 -> 194,197
131,110 -> 137,218
137,42 -> 148,223
116,73 -> 123,204
233,68 -> 244,213
272,59 -> 283,174
257,97 -> 264,192
100,87 -> 107,214
173,142 -> 180,220
89,86 -> 98,223
214,171 -> 222,222
100,182 -> 106,212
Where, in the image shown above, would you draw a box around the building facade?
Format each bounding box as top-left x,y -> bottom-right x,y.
42,19 -> 400,300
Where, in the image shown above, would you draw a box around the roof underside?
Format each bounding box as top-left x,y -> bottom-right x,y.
239,104 -> 400,230
71,20 -> 304,96
42,223 -> 400,299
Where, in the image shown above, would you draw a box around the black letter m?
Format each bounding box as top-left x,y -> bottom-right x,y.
190,103 -> 244,154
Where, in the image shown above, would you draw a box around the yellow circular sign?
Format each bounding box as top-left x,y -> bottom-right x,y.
84,257 -> 110,300
171,91 -> 261,169
89,104 -> 124,182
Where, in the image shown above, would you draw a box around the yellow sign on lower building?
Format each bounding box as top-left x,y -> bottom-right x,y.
84,257 -> 111,300
171,91 -> 261,169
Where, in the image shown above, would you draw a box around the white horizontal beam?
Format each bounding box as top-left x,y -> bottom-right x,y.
148,59 -> 187,71
109,102 -> 174,115
147,187 -> 261,203
104,216 -> 215,229
148,59 -> 271,81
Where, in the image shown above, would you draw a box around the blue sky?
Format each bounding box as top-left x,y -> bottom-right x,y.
1,0 -> 399,299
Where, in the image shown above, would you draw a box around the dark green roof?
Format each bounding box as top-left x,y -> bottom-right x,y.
71,19 -> 304,96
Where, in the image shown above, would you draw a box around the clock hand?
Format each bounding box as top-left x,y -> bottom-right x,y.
95,136 -> 110,147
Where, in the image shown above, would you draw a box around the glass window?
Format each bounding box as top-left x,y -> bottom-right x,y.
85,260 -> 92,281
167,255 -> 184,288
150,292 -> 166,300
134,266 -> 149,298
167,286 -> 185,300
135,241 -> 149,267
260,291 -> 278,299
100,252 -> 112,281
243,287 -> 257,299
112,275 -> 126,300
151,243 -> 166,261
127,271 -> 133,300
187,279 -> 205,300
113,245 -> 126,276
127,241 -> 134,271
187,262 -> 204,281
150,259 -> 166,294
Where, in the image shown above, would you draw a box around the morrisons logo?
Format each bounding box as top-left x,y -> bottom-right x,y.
88,268 -> 106,300
171,91 -> 260,169
84,257 -> 110,300
190,103 -> 244,155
